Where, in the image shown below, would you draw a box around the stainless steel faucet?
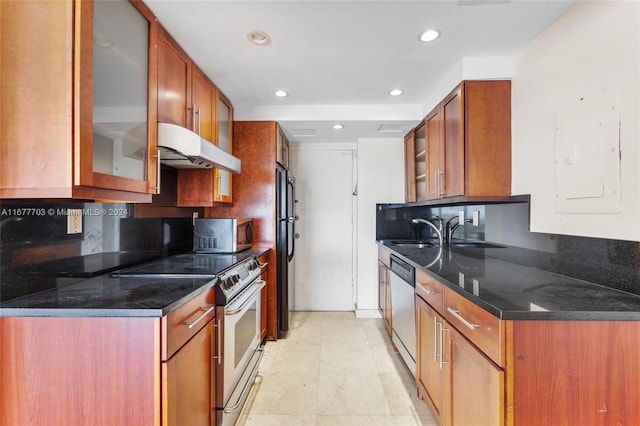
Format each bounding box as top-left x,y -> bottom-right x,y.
445,216 -> 472,245
411,218 -> 443,247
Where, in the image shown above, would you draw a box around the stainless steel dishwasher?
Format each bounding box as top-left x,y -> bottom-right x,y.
389,254 -> 416,377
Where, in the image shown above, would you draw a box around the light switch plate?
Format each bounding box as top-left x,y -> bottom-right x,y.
458,210 -> 465,223
67,209 -> 83,234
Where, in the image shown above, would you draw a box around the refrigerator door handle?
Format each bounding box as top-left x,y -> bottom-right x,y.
287,177 -> 296,262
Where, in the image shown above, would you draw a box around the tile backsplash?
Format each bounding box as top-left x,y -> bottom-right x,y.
0,200 -> 192,301
376,198 -> 640,297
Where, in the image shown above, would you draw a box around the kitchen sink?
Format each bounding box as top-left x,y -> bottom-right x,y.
450,242 -> 505,249
392,242 -> 434,249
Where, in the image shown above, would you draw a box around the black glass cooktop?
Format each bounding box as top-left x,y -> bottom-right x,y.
111,252 -> 255,278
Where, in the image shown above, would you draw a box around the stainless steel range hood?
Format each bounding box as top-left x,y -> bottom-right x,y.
157,122 -> 241,173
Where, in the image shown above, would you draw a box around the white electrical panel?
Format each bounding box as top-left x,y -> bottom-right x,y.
554,86 -> 622,214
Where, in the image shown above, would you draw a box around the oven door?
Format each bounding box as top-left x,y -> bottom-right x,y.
218,277 -> 266,425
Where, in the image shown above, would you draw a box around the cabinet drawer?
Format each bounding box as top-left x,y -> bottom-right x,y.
415,269 -> 443,313
378,245 -> 392,268
162,287 -> 216,360
444,287 -> 504,366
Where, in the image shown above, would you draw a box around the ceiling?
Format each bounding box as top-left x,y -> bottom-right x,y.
144,0 -> 575,143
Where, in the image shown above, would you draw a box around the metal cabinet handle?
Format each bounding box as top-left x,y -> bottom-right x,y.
151,149 -> 161,194
446,307 -> 479,330
185,305 -> 215,329
197,107 -> 201,135
216,174 -> 222,201
435,168 -> 445,197
433,316 -> 439,364
190,103 -> 197,132
214,318 -> 222,365
439,322 -> 449,370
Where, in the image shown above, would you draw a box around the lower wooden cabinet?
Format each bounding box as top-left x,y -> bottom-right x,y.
511,320 -> 640,426
415,281 -> 640,426
0,288 -> 218,426
0,316 -> 160,425
378,260 -> 392,335
163,322 -> 215,426
449,326 -> 504,426
416,295 -> 447,425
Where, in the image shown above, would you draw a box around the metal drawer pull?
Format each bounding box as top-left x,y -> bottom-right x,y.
420,284 -> 437,295
185,306 -> 215,329
447,308 -> 479,330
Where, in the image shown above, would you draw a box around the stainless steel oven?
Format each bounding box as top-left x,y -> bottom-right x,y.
112,252 -> 265,426
215,258 -> 265,426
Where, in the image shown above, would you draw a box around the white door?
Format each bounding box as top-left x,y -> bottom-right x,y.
291,146 -> 355,311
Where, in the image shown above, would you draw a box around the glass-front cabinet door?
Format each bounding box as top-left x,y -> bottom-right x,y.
78,0 -> 158,195
214,91 -> 233,203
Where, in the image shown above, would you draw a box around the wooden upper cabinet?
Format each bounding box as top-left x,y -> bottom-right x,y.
191,67 -> 215,142
412,124 -> 428,201
403,129 -> 416,202
442,87 -> 464,198
0,0 -> 159,201
463,80 -> 511,197
176,88 -> 234,207
212,91 -> 233,204
406,80 -> 511,202
276,128 -> 290,169
425,106 -> 444,200
158,27 -> 192,129
158,24 -> 235,206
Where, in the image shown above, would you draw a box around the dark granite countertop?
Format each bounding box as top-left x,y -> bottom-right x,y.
380,241 -> 640,321
0,247 -> 270,317
0,274 -> 216,317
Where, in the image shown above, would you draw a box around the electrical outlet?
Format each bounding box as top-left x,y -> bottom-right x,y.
192,211 -> 199,226
472,210 -> 480,226
67,209 -> 83,234
458,210 -> 465,224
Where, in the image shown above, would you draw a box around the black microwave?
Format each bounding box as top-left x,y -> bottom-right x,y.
193,218 -> 254,253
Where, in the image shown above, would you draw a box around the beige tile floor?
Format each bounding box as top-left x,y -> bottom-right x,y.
237,311 -> 437,426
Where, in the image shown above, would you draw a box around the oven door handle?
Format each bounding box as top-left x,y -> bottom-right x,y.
223,347 -> 264,413
225,280 -> 266,316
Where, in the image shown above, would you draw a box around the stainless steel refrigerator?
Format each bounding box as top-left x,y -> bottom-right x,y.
276,166 -> 297,338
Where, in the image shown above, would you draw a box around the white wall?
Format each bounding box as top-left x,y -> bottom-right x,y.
355,138 -> 405,317
512,0 -> 640,241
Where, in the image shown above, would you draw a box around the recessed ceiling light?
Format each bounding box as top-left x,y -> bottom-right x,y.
247,30 -> 271,46
274,90 -> 288,97
419,29 -> 440,43
332,124 -> 344,130
389,89 -> 403,96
